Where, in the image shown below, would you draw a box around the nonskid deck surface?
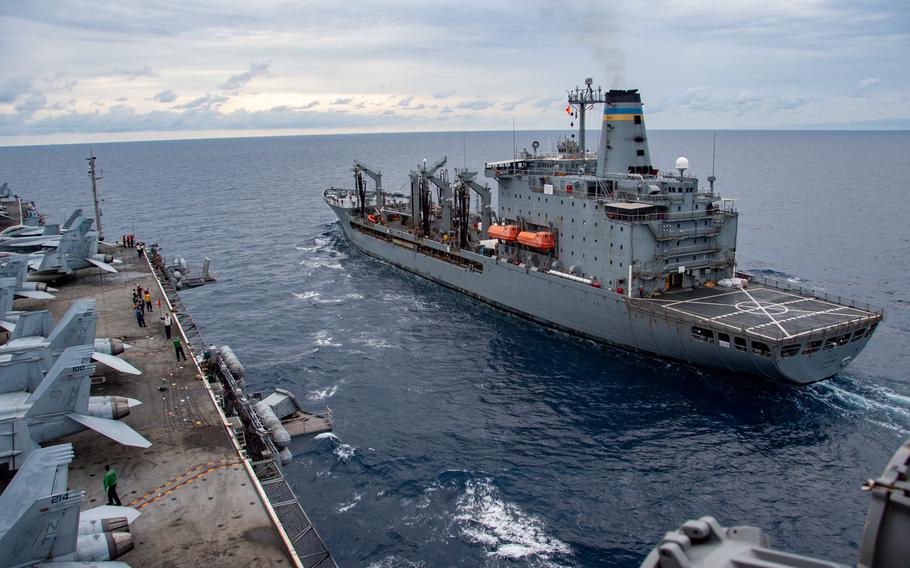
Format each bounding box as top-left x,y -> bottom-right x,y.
638,285 -> 878,341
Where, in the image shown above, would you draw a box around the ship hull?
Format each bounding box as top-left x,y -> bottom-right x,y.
328,203 -> 874,384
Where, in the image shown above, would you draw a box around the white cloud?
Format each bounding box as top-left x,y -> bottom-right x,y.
0,0 -> 908,141
220,62 -> 271,93
0,77 -> 33,104
152,90 -> 178,103
173,93 -> 228,111
102,65 -> 157,80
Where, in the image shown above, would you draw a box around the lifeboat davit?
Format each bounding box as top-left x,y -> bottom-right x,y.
489,225 -> 520,241
517,231 -> 556,250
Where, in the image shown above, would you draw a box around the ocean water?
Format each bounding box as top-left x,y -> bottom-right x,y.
1,130 -> 908,567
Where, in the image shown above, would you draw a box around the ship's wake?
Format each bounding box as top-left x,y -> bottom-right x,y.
808,377 -> 910,435
453,477 -> 572,563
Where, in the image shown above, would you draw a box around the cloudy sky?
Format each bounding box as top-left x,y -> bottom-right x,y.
0,0 -> 907,145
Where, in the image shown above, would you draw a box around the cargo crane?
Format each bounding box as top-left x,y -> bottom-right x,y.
353,160 -> 383,217
455,169 -> 492,240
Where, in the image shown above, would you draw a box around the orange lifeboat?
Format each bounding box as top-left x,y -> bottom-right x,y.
517,231 -> 556,250
488,225 -> 520,241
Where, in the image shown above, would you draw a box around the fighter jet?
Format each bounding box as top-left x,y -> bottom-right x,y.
0,345 -> 150,471
0,257 -> 57,300
27,222 -> 118,281
0,215 -> 91,254
0,208 -> 82,239
0,297 -> 141,376
0,443 -> 137,566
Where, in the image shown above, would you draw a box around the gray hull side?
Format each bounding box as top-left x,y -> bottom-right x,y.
330,207 -> 868,384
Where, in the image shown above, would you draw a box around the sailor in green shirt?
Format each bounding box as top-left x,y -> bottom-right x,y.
173,337 -> 187,361
103,464 -> 122,506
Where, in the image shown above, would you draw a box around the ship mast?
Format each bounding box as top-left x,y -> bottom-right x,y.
86,152 -> 104,241
566,77 -> 605,156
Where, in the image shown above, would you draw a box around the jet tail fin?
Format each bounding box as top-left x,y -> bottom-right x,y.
62,208 -> 83,230
0,443 -> 73,513
0,257 -> 27,280
0,490 -> 84,565
26,345 -> 95,417
66,414 -> 151,448
0,277 -> 18,319
46,298 -> 98,353
9,310 -> 53,339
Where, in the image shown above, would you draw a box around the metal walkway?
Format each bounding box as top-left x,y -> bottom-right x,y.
148,245 -> 337,568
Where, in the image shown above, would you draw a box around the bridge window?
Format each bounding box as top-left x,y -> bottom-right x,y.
636,149 -> 645,156
691,326 -> 714,343
852,328 -> 866,341
781,344 -> 801,358
751,341 -> 771,357
734,337 -> 748,352
634,115 -> 642,124
803,340 -> 822,354
717,332 -> 730,348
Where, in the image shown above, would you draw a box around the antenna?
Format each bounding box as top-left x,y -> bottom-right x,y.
512,117 -> 516,161
86,152 -> 104,241
708,130 -> 717,194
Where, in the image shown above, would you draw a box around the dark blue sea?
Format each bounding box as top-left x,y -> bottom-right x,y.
1,130 -> 908,567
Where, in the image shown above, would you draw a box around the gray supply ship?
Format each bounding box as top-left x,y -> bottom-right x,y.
323,81 -> 883,384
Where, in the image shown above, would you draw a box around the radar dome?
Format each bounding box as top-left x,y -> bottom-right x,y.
675,157 -> 689,171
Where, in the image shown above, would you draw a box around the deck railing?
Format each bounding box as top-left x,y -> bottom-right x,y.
736,271 -> 884,316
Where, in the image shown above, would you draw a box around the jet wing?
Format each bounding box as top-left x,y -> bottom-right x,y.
38,563 -> 133,568
4,237 -> 59,248
14,289 -> 55,300
80,504 -> 141,525
85,257 -> 118,273
66,414 -> 151,448
92,352 -> 142,375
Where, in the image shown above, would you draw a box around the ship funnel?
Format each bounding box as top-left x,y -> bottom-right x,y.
596,89 -> 653,176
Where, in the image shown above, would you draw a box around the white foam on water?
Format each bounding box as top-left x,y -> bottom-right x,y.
810,381 -> 910,433
337,492 -> 362,513
454,478 -> 571,561
300,258 -> 344,270
313,330 -> 342,347
366,556 -> 425,568
294,291 -> 344,304
334,443 -> 356,461
352,333 -> 399,349
294,244 -> 319,251
307,384 -> 339,400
